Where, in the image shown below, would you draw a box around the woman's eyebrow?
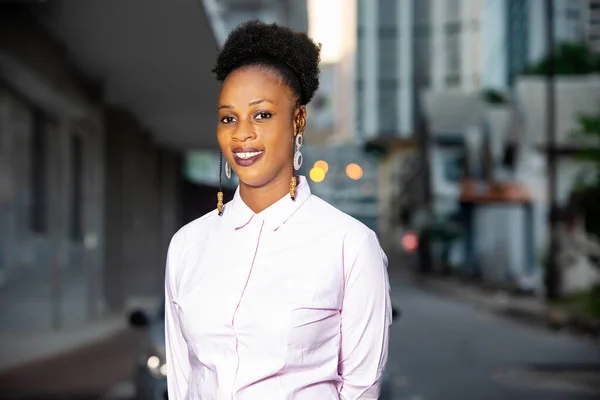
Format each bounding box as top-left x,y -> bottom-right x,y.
219,99 -> 276,110
248,99 -> 275,106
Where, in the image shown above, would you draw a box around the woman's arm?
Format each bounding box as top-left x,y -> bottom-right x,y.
165,237 -> 191,399
338,231 -> 392,400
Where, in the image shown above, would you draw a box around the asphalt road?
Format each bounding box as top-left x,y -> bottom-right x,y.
1,270 -> 599,400
385,270 -> 600,400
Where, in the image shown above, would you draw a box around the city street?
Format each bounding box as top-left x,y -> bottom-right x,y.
1,270 -> 599,400
386,270 -> 600,400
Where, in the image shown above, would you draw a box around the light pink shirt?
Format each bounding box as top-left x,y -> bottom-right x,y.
165,176 -> 392,399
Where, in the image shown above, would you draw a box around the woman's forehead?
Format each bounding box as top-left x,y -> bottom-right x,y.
219,67 -> 294,105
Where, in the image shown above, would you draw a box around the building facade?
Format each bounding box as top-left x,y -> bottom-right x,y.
355,0 -> 592,141
0,0 -> 222,346
588,0 -> 600,52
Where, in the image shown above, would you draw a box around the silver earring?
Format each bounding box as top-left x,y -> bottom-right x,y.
225,161 -> 232,179
293,133 -> 303,171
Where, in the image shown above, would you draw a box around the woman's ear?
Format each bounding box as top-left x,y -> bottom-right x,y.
294,106 -> 307,136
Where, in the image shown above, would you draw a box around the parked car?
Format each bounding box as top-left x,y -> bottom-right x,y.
129,304 -> 168,400
128,302 -> 400,399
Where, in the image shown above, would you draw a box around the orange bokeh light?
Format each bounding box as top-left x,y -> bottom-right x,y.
345,163 -> 363,180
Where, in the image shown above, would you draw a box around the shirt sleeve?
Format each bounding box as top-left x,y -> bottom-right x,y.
165,236 -> 191,399
338,231 -> 392,400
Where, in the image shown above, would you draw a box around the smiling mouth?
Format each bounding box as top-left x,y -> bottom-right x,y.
235,151 -> 264,159
232,149 -> 265,167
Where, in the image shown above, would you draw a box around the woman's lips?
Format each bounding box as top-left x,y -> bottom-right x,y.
232,147 -> 265,167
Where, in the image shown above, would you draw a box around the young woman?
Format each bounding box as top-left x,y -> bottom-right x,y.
165,20 -> 391,399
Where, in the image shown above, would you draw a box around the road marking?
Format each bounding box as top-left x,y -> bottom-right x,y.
100,380 -> 135,400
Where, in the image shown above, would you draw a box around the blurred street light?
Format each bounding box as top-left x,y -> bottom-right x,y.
309,167 -> 326,183
308,0 -> 343,64
345,163 -> 363,180
314,160 -> 329,173
402,231 -> 419,253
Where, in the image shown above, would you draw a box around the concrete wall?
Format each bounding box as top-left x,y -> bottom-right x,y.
0,5 -> 183,332
103,109 -> 182,313
0,81 -> 106,332
516,75 -> 600,147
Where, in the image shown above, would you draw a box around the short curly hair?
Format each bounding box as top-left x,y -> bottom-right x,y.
212,20 -> 321,106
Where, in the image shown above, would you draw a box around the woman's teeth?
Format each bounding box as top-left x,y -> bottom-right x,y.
236,151 -> 263,159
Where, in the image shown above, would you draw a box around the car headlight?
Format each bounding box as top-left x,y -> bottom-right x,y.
139,347 -> 167,379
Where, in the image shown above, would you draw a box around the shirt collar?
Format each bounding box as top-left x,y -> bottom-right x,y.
223,175 -> 311,231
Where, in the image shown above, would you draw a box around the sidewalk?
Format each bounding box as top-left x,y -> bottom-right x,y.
0,313 -> 127,373
0,325 -> 141,399
392,266 -> 600,339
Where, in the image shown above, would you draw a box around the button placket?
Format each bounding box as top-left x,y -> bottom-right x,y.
230,218 -> 265,398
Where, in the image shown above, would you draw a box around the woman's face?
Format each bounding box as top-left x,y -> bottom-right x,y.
217,66 -> 305,188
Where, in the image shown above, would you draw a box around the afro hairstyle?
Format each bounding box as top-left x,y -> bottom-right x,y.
212,20 -> 321,106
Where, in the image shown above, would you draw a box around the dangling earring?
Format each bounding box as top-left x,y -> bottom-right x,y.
225,160 -> 232,179
290,130 -> 303,200
293,132 -> 304,171
217,152 -> 224,215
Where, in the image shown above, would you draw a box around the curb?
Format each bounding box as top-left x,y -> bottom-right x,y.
409,272 -> 600,339
499,305 -> 600,339
0,313 -> 127,373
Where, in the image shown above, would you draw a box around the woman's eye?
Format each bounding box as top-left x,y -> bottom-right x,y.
220,116 -> 235,124
255,111 -> 272,120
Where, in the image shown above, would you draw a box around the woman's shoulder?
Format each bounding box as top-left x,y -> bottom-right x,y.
168,208 -> 221,256
302,195 -> 387,269
304,195 -> 378,241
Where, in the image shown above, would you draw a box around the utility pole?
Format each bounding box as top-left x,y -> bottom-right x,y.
412,0 -> 433,273
544,0 -> 560,300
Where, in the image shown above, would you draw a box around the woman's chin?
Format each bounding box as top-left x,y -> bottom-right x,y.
237,170 -> 284,189
236,170 -> 269,188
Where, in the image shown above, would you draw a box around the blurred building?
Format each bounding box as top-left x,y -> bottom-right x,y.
295,0 -> 381,231
214,0 -> 307,32
589,0 -> 600,52
355,0 -> 600,252
0,0 -> 228,351
356,0 -> 592,144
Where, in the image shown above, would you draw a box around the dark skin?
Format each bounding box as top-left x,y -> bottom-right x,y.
217,66 -> 306,214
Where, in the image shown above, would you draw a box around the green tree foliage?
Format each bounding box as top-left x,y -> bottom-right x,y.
571,111 -> 600,237
523,42 -> 600,75
481,88 -> 508,105
573,112 -> 600,187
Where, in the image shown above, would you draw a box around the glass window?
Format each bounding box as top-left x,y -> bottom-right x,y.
356,80 -> 364,137
356,36 -> 364,78
417,0 -> 431,25
507,0 -> 529,85
377,81 -> 398,134
565,8 -> 580,20
70,134 -> 83,241
378,0 -> 397,27
447,0 -> 461,22
30,108 -> 47,234
417,27 -> 432,88
378,34 -> 397,80
445,33 -> 461,77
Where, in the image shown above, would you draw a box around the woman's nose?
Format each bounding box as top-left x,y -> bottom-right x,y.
232,119 -> 256,142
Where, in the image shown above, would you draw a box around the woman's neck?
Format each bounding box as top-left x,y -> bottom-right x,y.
239,173 -> 294,214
